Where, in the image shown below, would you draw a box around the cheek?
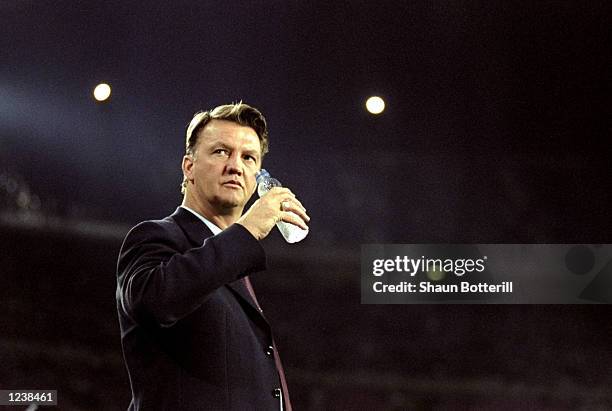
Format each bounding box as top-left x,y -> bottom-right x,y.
245,178 -> 257,194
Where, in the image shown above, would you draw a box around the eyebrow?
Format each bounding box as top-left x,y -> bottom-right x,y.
206,141 -> 261,157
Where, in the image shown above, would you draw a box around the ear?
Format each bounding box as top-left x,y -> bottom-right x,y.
182,155 -> 194,184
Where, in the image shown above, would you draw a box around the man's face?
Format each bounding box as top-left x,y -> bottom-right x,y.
183,119 -> 262,214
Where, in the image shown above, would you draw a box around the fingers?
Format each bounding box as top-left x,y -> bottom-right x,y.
283,196 -> 307,214
265,187 -> 310,222
268,187 -> 295,197
279,211 -> 309,230
280,198 -> 310,223
238,187 -> 310,240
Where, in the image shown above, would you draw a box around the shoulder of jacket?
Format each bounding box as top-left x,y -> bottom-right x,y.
122,215 -> 183,245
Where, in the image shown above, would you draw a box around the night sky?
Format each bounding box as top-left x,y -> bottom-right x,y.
2,1 -> 610,245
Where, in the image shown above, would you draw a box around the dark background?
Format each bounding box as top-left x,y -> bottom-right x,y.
1,1 -> 611,409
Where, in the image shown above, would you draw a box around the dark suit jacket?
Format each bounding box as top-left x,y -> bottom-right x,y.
116,207 -> 283,410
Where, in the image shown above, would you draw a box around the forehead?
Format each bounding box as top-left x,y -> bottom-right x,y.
197,119 -> 261,152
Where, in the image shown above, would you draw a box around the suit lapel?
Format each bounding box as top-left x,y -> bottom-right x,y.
226,280 -> 268,320
170,207 -> 267,320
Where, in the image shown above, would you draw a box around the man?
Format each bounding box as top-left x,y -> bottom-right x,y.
116,102 -> 309,410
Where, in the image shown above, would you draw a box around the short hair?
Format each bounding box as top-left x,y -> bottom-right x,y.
181,102 -> 269,194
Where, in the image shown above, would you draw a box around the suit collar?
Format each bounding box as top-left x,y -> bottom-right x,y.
180,205 -> 222,236
170,206 -> 213,247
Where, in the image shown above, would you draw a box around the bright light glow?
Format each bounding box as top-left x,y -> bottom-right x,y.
365,96 -> 385,114
93,83 -> 111,102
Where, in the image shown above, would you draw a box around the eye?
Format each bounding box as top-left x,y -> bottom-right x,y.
213,148 -> 229,155
244,154 -> 256,162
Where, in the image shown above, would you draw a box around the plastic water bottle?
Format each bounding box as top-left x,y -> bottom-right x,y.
256,169 -> 309,243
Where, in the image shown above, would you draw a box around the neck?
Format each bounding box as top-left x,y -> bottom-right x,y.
181,195 -> 241,230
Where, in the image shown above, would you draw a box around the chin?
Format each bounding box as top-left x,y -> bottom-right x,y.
216,198 -> 244,211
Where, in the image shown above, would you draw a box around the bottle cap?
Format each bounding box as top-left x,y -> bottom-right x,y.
255,169 -> 270,184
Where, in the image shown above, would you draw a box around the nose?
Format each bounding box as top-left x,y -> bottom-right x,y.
225,153 -> 242,175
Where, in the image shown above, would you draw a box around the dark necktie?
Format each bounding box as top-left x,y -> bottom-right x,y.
243,276 -> 292,411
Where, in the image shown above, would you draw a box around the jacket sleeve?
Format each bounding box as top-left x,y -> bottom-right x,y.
116,220 -> 266,328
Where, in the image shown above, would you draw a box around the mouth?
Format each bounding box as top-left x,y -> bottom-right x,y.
222,181 -> 243,189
